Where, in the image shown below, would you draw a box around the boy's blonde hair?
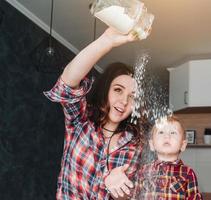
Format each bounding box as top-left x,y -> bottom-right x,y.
151,115 -> 185,139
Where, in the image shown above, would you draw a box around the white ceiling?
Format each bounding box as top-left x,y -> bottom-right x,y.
7,0 -> 211,83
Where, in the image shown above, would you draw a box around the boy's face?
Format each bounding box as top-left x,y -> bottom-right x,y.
149,120 -> 187,161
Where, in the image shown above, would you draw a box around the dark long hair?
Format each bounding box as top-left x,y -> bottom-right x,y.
88,62 -> 148,144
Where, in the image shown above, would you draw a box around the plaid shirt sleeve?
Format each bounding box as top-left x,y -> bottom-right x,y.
126,144 -> 143,179
186,168 -> 203,200
131,161 -> 148,200
43,77 -> 93,123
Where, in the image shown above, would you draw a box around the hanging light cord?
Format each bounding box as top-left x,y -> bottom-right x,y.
89,3 -> 96,41
49,0 -> 54,47
93,17 -> 97,41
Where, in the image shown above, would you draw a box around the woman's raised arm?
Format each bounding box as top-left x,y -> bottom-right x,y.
61,28 -> 137,88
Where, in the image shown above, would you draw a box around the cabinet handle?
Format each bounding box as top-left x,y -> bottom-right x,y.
184,91 -> 188,105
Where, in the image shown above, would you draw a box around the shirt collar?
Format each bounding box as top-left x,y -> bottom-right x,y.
98,127 -> 133,144
154,159 -> 184,167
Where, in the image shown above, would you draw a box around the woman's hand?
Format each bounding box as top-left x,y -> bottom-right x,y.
101,27 -> 138,48
104,164 -> 134,199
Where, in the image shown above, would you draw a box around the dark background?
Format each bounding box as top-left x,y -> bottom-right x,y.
0,1 -> 98,199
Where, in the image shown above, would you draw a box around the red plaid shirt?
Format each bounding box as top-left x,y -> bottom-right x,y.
44,77 -> 142,200
132,159 -> 203,200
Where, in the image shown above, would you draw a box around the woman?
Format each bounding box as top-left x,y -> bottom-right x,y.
44,28 -> 146,200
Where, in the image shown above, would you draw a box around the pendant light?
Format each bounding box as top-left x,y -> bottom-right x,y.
45,0 -> 55,57
30,0 -> 67,73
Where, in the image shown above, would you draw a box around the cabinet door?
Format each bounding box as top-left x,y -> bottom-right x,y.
169,63 -> 189,111
189,60 -> 211,107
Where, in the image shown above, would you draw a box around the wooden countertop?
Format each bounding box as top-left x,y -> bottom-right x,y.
187,144 -> 211,148
202,193 -> 211,200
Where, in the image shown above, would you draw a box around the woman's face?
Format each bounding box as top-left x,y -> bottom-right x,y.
107,74 -> 135,127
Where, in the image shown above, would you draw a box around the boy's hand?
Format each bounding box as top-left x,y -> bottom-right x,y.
104,164 -> 134,198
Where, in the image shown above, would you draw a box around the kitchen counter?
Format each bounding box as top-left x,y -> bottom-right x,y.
202,193 -> 211,200
187,144 -> 211,148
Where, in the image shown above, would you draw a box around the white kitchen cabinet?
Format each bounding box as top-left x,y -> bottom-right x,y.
168,59 -> 211,111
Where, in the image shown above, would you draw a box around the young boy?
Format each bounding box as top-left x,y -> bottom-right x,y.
132,116 -> 203,200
